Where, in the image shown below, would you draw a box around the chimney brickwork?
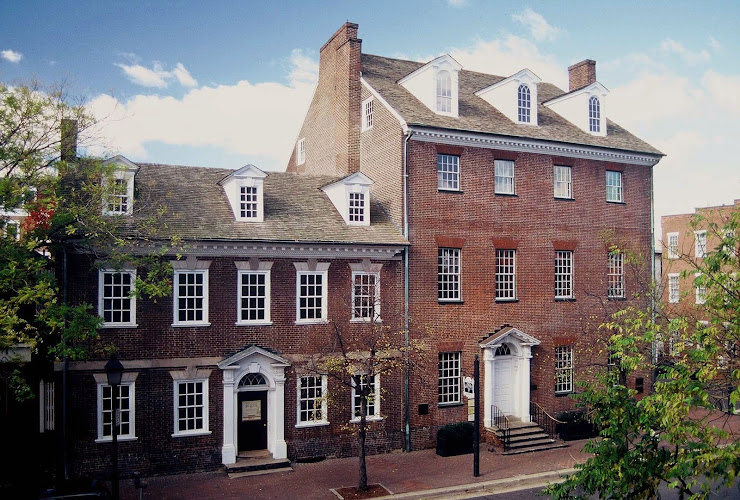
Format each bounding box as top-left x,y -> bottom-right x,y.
60,118 -> 78,162
568,59 -> 596,92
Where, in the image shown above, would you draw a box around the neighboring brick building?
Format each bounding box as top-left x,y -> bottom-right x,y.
289,22 -> 663,446
59,158 -> 408,475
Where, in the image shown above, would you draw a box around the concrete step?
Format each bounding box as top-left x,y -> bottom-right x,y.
224,456 -> 292,477
507,437 -> 557,449
502,442 -> 569,455
508,432 -> 550,443
499,427 -> 548,438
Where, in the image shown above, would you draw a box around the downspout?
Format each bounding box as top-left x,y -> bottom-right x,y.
649,163 -> 658,385
403,129 -> 413,452
62,246 -> 69,481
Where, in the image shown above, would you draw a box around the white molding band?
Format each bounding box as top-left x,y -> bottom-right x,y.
409,126 -> 662,166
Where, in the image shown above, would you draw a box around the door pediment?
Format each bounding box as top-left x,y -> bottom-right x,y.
219,344 -> 291,370
480,326 -> 540,349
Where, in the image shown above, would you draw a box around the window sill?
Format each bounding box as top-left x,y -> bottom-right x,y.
438,300 -> 463,305
101,323 -> 138,329
554,197 -> 575,201
295,421 -> 330,429
438,402 -> 464,408
350,416 -> 383,424
172,430 -> 212,438
607,296 -> 626,301
554,297 -> 575,302
438,188 -> 463,194
495,298 -> 518,303
555,391 -> 573,397
350,318 -> 382,324
172,322 -> 211,328
95,436 -> 138,444
494,192 -> 517,197
606,200 -> 625,205
295,319 -> 329,326
235,321 -> 273,326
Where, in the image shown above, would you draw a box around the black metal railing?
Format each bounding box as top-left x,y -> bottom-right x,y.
491,404 -> 511,450
529,401 -> 564,441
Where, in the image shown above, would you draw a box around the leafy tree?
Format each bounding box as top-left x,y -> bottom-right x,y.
546,207 -> 740,500
1,81 -> 178,399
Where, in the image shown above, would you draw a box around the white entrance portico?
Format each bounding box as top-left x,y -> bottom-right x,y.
480,326 -> 540,426
218,345 -> 290,465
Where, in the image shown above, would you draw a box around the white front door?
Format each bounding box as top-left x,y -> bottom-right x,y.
494,357 -> 516,415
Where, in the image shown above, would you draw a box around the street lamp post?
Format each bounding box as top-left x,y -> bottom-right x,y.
104,354 -> 124,500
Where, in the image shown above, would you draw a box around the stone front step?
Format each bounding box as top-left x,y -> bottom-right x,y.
225,453 -> 292,478
502,442 -> 569,455
487,421 -> 568,454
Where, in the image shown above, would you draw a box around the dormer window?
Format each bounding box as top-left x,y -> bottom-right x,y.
436,71 -> 452,113
101,155 -> 139,216
321,172 -> 373,227
517,84 -> 531,123
589,96 -> 600,133
219,164 -> 267,222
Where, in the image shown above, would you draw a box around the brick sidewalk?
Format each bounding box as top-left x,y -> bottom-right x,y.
120,440 -> 591,500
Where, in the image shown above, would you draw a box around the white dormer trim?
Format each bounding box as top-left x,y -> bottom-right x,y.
101,155 -> 139,216
321,172 -> 373,226
475,69 -> 542,126
399,54 -> 462,118
543,81 -> 609,137
219,164 -> 267,222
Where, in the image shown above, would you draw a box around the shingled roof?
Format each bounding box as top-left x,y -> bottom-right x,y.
361,54 -> 662,157
132,163 -> 407,246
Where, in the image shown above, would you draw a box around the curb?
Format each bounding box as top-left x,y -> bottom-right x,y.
372,468 -> 577,499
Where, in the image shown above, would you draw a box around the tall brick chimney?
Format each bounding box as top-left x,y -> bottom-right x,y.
60,118 -> 78,162
568,59 -> 596,92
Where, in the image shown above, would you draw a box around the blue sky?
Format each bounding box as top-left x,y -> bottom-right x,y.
1,0 -> 739,232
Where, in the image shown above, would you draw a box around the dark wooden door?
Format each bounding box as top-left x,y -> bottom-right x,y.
238,391 -> 267,451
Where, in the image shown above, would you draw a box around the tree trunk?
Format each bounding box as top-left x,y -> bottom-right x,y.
358,391 -> 368,492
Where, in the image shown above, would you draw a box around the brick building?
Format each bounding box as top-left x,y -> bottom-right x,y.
288,23 -> 663,446
59,158 -> 408,475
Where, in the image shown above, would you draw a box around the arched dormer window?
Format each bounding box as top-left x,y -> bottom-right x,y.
517,84 -> 531,123
436,71 -> 452,113
589,96 -> 600,133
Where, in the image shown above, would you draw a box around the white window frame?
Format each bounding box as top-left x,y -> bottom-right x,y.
351,269 -> 381,323
296,374 -> 328,427
606,170 -> 623,203
98,269 -> 137,328
348,191 -> 366,224
553,165 -> 572,199
173,269 -> 210,327
723,230 -> 736,257
362,97 -> 374,131
494,159 -> 516,195
294,262 -> 330,324
554,250 -> 574,299
296,138 -> 306,166
436,71 -> 452,113
495,249 -> 516,301
437,154 -> 460,191
96,381 -> 136,442
438,352 -> 461,405
102,171 -> 135,216
668,273 -> 680,303
555,346 -> 573,394
695,273 -> 707,305
667,232 -> 679,259
239,185 -> 259,219
39,380 -> 55,433
607,252 -> 625,298
694,230 -> 707,258
351,374 -> 381,422
438,247 -> 462,302
236,267 -> 272,326
517,84 -> 531,123
172,379 -> 210,437
589,96 -> 601,133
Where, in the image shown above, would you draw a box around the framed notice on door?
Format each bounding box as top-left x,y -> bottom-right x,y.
242,400 -> 261,421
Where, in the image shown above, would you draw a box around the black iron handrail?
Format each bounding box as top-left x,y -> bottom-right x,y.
529,401 -> 564,441
491,404 -> 511,450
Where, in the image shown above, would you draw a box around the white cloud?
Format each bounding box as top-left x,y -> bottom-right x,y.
115,60 -> 198,88
701,70 -> 740,114
512,8 -> 563,42
1,49 -> 23,63
88,52 -> 318,169
446,0 -> 468,7
708,36 -> 721,52
660,39 -> 710,65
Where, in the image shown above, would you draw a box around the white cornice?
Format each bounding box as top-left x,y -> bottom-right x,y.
360,77 -> 408,132
408,127 -> 662,166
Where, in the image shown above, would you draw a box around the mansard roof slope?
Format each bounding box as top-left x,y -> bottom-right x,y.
131,162 -> 407,246
361,53 -> 662,157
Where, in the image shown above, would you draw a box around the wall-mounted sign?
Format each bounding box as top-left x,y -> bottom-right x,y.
242,400 -> 261,421
463,376 -> 474,399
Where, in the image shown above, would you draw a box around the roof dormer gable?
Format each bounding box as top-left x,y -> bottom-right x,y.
101,155 -> 139,216
399,54 -> 462,118
219,164 -> 267,222
543,81 -> 609,137
321,172 -> 373,226
475,69 -> 542,126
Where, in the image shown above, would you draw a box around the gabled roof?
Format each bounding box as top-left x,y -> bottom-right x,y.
218,164 -> 267,185
218,344 -> 290,369
398,54 -> 462,85
361,54 -> 662,157
475,68 -> 542,96
321,171 -> 373,190
103,154 -> 140,172
131,162 -> 407,246
543,81 -> 609,106
479,326 -> 541,348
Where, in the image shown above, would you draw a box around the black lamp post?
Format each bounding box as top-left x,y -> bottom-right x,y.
104,354 -> 124,500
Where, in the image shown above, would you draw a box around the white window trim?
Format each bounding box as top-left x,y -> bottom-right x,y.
494,249 -> 517,301
437,154 -> 460,192
172,379 -> 211,437
553,165 -> 573,199
172,269 -> 210,327
350,264 -> 382,323
494,159 -> 516,195
438,351 -> 462,406
607,252 -> 625,299
554,346 -> 574,394
438,247 -> 462,302
98,268 -> 137,328
296,138 -> 306,165
361,97 -> 374,132
295,374 -> 329,428
695,272 -> 707,305
554,251 -> 574,299
294,262 -> 330,325
350,374 -> 382,423
102,171 -> 136,216
346,186 -> 370,226
694,230 -> 707,258
517,84 -> 531,124
235,263 -> 273,326
96,381 -> 137,443
605,170 -> 623,203
667,232 -> 679,259
668,273 -> 680,303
